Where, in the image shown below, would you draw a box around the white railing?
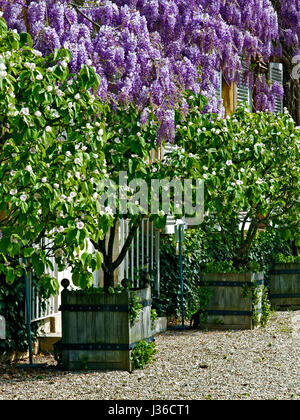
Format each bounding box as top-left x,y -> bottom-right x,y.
120,218 -> 160,291
29,247 -> 71,323
29,219 -> 160,322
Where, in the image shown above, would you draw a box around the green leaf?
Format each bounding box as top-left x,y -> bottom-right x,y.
95,251 -> 103,270
19,32 -> 33,48
66,228 -> 78,245
24,247 -> 35,258
0,17 -> 8,37
6,269 -> 15,285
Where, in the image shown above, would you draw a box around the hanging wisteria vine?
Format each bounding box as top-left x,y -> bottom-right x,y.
0,0 -> 297,140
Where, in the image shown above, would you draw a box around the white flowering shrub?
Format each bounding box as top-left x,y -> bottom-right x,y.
0,19 -> 107,293
165,93 -> 300,270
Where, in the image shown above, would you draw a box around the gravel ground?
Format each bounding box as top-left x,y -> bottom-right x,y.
0,310 -> 299,400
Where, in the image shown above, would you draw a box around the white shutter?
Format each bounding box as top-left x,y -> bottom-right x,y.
164,215 -> 176,234
236,57 -> 252,110
156,143 -> 177,234
161,142 -> 175,158
216,71 -> 223,101
269,62 -> 284,113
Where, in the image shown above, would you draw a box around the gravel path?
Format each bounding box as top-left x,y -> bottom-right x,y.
0,310 -> 299,400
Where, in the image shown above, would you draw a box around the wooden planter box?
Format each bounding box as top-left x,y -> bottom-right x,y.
59,282 -> 153,371
198,271 -> 264,330
270,263 -> 300,309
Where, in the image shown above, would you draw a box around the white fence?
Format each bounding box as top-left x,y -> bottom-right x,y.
30,219 -> 160,323
120,219 -> 160,290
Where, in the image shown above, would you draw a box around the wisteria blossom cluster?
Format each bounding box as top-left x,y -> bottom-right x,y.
254,74 -> 284,111
272,0 -> 300,53
0,0 -> 290,141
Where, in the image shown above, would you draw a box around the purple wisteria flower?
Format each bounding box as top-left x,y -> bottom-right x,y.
0,0 -> 293,141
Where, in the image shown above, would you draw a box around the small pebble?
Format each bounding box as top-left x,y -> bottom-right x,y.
0,311 -> 299,400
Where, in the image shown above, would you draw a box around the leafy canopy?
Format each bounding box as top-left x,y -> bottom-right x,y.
0,18 -> 107,294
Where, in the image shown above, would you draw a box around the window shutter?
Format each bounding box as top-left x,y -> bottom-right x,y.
236,57 -> 252,110
216,71 -> 223,101
161,142 -> 175,159
157,143 -> 177,233
269,62 -> 284,113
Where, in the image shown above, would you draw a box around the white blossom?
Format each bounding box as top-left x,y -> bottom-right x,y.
55,248 -> 64,258
24,62 -> 35,71
20,107 -> 30,115
32,49 -> 42,57
76,221 -> 85,230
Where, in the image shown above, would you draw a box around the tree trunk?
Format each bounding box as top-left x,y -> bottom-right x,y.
93,219 -> 141,291
103,264 -> 115,290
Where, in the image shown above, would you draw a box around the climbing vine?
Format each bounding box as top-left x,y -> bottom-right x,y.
129,292 -> 143,327
242,283 -> 271,327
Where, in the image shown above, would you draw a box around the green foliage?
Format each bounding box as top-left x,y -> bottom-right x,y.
186,284 -> 213,322
167,96 -> 300,269
203,260 -> 262,273
131,340 -> 157,370
150,308 -> 158,329
0,21 -> 107,293
273,254 -> 300,264
66,284 -> 125,295
241,283 -> 271,328
129,292 -> 143,327
0,274 -> 46,354
153,230 -> 220,319
156,227 -> 287,321
250,229 -> 294,269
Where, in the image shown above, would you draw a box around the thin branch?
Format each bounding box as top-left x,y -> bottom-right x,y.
112,219 -> 140,271
107,222 -> 116,264
70,3 -> 101,29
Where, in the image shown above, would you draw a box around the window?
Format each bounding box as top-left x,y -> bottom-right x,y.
269,62 -> 284,113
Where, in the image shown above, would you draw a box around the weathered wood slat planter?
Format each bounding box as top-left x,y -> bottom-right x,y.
198,272 -> 264,330
59,280 -> 153,371
270,263 -> 300,309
